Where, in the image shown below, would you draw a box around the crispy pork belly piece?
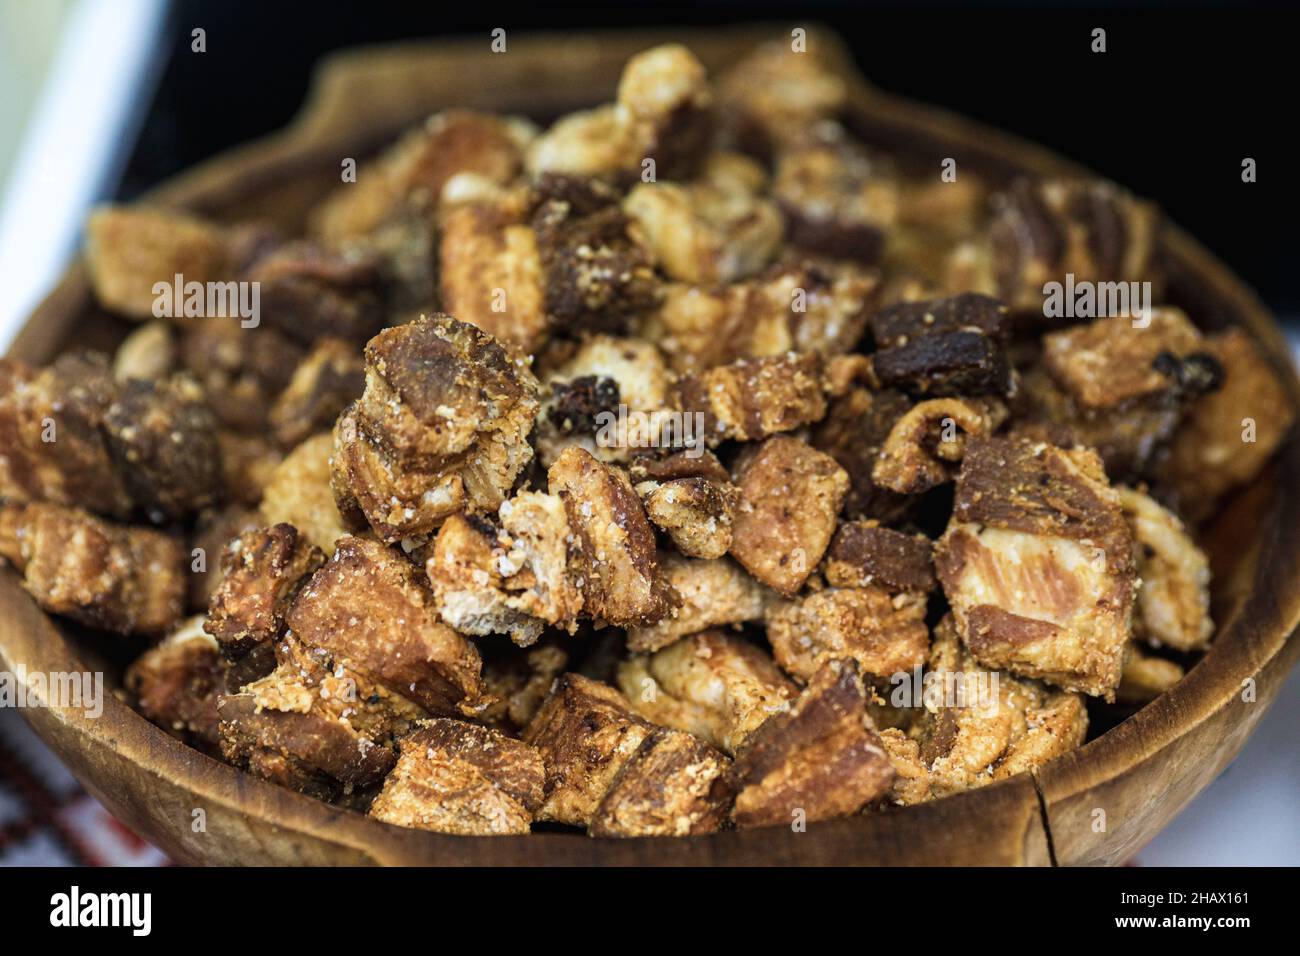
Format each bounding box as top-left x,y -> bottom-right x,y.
935,436 -> 1136,698
217,634 -> 418,800
246,241 -> 384,346
532,180 -> 661,336
1159,328 -> 1296,520
126,615 -> 225,748
618,630 -> 796,755
333,315 -> 540,542
259,433 -> 349,554
717,41 -> 847,156
426,491 -> 583,645
677,352 -> 828,446
526,45 -> 712,182
870,293 -> 1015,399
1116,642 -> 1185,705
729,658 -> 895,828
614,44 -> 715,180
774,139 -> 897,265
103,372 -> 223,520
639,474 -> 740,560
481,643 -> 570,733
187,505 -> 259,612
648,261 -> 877,373
268,337 -> 364,448
877,617 -> 1088,804
204,524 -> 324,666
522,673 -> 657,826
824,521 -> 935,594
438,202 -> 548,351
311,110 -> 532,241
813,384 -> 913,521
368,719 -> 546,835
536,334 -> 675,466
287,535 -> 488,717
626,554 -> 766,653
1116,486 -> 1212,652
180,321 -> 303,431
623,169 -> 783,285
986,177 -> 1161,315
0,353 -> 134,518
766,584 -> 930,683
873,396 -> 1008,495
0,500 -> 184,635
84,205 -> 230,321
547,447 -> 678,628
730,436 -> 848,596
590,728 -> 733,837
113,320 -> 176,383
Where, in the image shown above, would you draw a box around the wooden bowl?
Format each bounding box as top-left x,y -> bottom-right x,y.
2,26 -> 1297,866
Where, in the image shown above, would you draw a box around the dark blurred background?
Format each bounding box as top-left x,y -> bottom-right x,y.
120,0 -> 1292,307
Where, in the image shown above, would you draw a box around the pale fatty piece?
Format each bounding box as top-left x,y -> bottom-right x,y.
112,320 -> 176,384
1117,486 -> 1212,652
268,337 -> 365,449
0,500 -> 184,636
103,372 -> 224,520
877,617 -> 1088,804
426,490 -> 583,646
204,523 -> 324,665
676,352 -> 828,448
0,353 -> 133,518
625,553 -> 767,653
1116,642 -> 1185,705
765,584 -> 930,683
368,719 -> 546,836
935,436 -> 1136,699
126,615 -> 225,749
872,396 -> 1008,495
259,432 -> 349,554
286,535 -> 488,717
547,446 -> 679,628
522,673 -> 657,827
729,436 -> 849,597
824,521 -> 935,594
590,728 -> 733,837
639,475 -> 740,560
618,629 -> 797,755
85,205 -> 230,321
728,658 -> 895,829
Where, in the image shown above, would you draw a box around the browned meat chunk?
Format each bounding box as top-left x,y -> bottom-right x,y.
766,584 -> 930,683
590,729 -> 733,837
268,337 -> 364,448
877,616 -> 1088,804
85,206 -> 230,320
774,139 -> 897,264
618,630 -> 797,754
824,521 -> 935,594
0,500 -> 184,636
216,431 -> 281,507
522,673 -> 656,826
547,447 -> 678,628
638,475 -> 740,560
0,353 -> 133,517
934,436 -> 1136,698
729,658 -> 895,828
368,719 -> 545,835
104,372 -> 223,520
180,321 -> 303,431
625,554 -> 766,653
729,436 -> 848,596
813,384 -> 914,521
247,241 -> 384,345
286,535 -> 488,717
126,615 -> 225,748
870,293 -> 1014,398
204,524 -> 324,668
1158,328 -> 1296,519
677,353 -> 828,448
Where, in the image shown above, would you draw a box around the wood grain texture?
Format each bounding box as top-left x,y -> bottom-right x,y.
1,25 -> 1296,866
